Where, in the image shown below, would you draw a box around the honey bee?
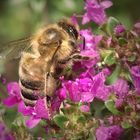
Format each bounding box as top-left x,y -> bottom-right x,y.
0,19 -> 89,106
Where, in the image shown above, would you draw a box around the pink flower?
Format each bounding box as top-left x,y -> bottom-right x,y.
80,105 -> 90,112
80,29 -> 102,50
112,78 -> 128,98
82,0 -> 112,25
3,81 -> 62,129
3,82 -> 22,107
63,77 -> 94,102
71,14 -> 78,25
61,68 -> 112,103
131,65 -> 140,95
96,125 -> 123,140
79,29 -> 102,68
81,50 -> 100,68
114,24 -> 125,34
18,98 -> 49,129
0,122 -> 15,140
106,37 -> 112,46
134,22 -> 140,29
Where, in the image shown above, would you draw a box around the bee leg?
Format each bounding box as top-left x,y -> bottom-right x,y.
70,53 -> 91,61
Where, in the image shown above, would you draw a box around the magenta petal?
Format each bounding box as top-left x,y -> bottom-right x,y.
81,92 -> 94,102
106,37 -> 112,46
101,1 -> 113,9
26,117 -> 41,129
96,125 -> 123,140
83,0 -> 109,25
94,35 -> 103,45
131,65 -> 140,94
66,81 -> 81,102
80,105 -> 90,112
82,13 -> 90,24
80,29 -> 102,50
58,88 -> 67,101
71,14 -> 78,25
81,50 -> 100,68
18,101 -> 34,116
114,24 -> 125,34
7,82 -> 20,96
113,79 -> 128,98
35,98 -> 49,120
51,97 -> 61,112
134,22 -> 140,28
3,96 -> 18,107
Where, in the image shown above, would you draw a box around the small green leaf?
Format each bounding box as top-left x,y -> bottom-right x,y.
106,64 -> 121,85
104,52 -> 116,66
100,49 -> 113,59
118,37 -> 127,45
53,114 -> 69,129
121,70 -> 133,83
90,98 -> 106,118
87,133 -> 96,140
105,100 -> 121,115
107,17 -> 119,36
2,107 -> 18,128
121,121 -> 132,129
127,55 -> 136,62
77,115 -> 86,123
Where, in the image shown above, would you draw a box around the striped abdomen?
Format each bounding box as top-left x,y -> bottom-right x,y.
19,57 -> 46,106
19,78 -> 45,106
19,60 -> 57,106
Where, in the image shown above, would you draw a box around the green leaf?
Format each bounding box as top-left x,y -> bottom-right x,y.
3,107 -> 18,128
105,100 -> 121,115
87,133 -> 96,140
106,64 -> 121,85
107,17 -> 119,36
90,98 -> 106,118
100,49 -> 113,59
121,70 -> 133,83
118,37 -> 127,45
77,115 -> 86,123
53,114 -> 69,129
125,106 -> 133,113
104,52 -> 116,66
127,55 -> 136,62
87,127 -> 98,140
121,121 -> 132,129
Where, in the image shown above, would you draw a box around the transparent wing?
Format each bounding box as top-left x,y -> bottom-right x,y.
0,37 -> 33,61
0,37 -> 33,74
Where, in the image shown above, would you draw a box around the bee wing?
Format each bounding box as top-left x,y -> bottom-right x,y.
0,37 -> 33,61
0,37 -> 32,75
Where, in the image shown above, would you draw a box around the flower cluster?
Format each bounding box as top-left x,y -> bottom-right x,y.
2,0 -> 140,139
3,82 -> 60,129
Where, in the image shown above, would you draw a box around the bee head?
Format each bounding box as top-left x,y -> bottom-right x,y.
57,18 -> 79,40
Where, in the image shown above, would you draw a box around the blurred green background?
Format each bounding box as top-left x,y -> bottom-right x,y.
0,0 -> 140,43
